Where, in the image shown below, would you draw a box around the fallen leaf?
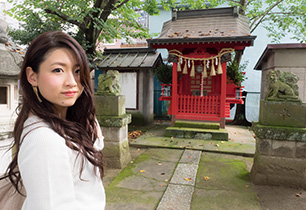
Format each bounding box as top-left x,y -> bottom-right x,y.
209,142 -> 212,144
161,172 -> 165,175
165,179 -> 168,182
157,162 -> 162,166
204,176 -> 210,181
221,141 -> 225,144
185,178 -> 192,181
216,148 -> 219,151
188,156 -> 191,158
216,144 -> 219,147
296,193 -> 301,197
160,184 -> 163,187
139,170 -> 145,173
245,185 -> 249,188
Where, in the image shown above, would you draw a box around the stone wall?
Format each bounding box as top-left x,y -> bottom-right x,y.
251,101 -> 306,189
251,124 -> 306,189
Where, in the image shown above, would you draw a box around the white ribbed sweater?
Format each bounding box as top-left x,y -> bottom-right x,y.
18,116 -> 105,210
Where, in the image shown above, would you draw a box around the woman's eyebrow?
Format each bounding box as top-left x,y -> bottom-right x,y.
50,62 -> 80,68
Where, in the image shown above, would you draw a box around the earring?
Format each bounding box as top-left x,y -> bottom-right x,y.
33,86 -> 42,103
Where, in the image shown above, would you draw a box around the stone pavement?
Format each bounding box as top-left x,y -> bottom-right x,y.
103,122 -> 306,210
1,123 -> 306,209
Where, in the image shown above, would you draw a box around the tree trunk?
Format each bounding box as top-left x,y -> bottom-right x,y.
228,91 -> 251,126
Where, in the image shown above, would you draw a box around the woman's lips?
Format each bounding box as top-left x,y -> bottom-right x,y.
63,91 -> 77,96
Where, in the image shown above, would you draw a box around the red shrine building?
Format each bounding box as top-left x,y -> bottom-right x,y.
148,7 -> 256,128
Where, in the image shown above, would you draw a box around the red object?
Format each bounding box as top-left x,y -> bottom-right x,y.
153,44 -> 251,128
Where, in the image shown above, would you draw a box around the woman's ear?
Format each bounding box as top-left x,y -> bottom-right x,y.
26,67 -> 38,86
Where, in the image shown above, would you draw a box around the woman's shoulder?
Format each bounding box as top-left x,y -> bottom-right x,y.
20,115 -> 65,148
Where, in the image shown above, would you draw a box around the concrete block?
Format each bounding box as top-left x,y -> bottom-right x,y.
272,140 -> 296,158
259,101 -> 306,128
103,140 -> 131,169
95,95 -> 126,116
257,138 -> 272,155
296,142 -> 306,158
252,122 -> 306,141
101,125 -> 128,142
251,153 -> 306,189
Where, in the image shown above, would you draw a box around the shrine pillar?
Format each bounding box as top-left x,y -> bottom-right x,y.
220,62 -> 227,128
171,62 -> 178,125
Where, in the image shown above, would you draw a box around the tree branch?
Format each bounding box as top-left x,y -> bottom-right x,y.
226,0 -> 240,4
250,0 -> 283,33
45,8 -> 85,31
111,0 -> 129,11
59,0 -> 65,13
246,0 -> 255,7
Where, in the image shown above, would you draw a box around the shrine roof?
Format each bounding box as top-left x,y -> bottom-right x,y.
98,47 -> 163,70
147,7 -> 256,47
254,43 -> 306,70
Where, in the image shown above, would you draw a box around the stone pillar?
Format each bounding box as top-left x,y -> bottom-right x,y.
95,95 -> 132,169
251,101 -> 306,189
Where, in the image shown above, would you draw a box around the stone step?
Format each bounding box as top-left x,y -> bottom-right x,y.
174,120 -> 220,130
165,127 -> 228,141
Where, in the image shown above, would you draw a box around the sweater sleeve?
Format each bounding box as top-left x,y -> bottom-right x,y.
18,127 -> 80,210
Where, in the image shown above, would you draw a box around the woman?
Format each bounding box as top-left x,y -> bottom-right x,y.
6,31 -> 105,209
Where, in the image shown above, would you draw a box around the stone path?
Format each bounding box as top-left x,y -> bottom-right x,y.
156,150 -> 201,210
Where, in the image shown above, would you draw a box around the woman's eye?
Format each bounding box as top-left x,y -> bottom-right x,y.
52,68 -> 63,73
75,69 -> 81,74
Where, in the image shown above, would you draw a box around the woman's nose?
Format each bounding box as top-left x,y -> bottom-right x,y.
64,72 -> 77,87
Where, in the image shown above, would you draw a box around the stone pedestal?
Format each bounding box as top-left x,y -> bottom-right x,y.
95,95 -> 132,169
251,101 -> 306,189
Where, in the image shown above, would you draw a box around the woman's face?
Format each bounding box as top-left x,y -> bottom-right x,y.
27,48 -> 84,118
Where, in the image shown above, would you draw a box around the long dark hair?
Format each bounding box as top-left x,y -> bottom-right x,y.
7,31 -> 103,193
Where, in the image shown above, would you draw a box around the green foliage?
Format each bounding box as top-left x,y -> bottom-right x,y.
6,0 -> 306,66
227,57 -> 248,86
8,12 -> 66,45
154,64 -> 172,84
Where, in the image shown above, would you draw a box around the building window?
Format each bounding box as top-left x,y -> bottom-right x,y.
0,86 -> 8,104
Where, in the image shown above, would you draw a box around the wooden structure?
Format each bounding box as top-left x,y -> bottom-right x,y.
147,7 -> 256,128
98,47 -> 163,125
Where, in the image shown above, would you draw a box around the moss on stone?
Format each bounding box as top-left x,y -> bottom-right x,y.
105,187 -> 158,205
128,111 -> 145,126
165,127 -> 228,141
252,122 -> 306,141
175,120 -> 220,129
191,153 -> 261,209
108,153 -> 150,187
97,114 -> 131,127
